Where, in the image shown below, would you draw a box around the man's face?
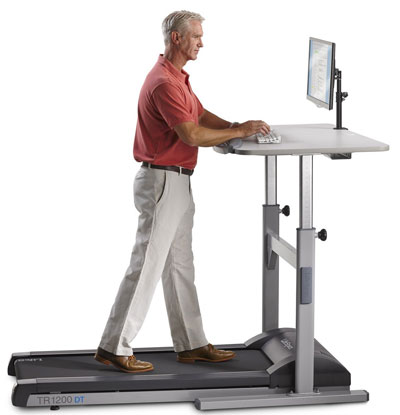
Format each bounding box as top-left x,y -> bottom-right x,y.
178,20 -> 203,61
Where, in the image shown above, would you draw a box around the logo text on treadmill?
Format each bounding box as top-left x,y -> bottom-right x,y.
280,338 -> 294,350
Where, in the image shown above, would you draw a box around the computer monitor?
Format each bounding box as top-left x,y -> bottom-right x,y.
307,37 -> 335,110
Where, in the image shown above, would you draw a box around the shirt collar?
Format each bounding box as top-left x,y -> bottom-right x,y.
158,54 -> 189,83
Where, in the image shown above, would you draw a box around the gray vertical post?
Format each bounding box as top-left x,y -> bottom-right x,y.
262,156 -> 279,333
295,155 -> 316,394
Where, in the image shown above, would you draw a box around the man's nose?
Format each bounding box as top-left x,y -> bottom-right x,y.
198,39 -> 203,48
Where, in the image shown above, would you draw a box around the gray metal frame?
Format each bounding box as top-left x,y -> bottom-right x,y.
189,151 -> 369,410
296,155 -> 315,393
263,155 -> 318,394
263,156 -> 279,332
196,389 -> 368,410
258,153 -> 366,407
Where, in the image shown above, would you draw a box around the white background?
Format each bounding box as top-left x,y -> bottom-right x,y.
1,0 -> 399,414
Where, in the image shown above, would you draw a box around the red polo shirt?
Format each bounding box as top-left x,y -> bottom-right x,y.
133,55 -> 204,170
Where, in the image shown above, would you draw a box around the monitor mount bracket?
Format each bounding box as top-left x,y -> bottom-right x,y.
334,68 -> 348,130
327,67 -> 352,159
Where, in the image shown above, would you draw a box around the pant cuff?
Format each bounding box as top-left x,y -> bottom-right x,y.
173,337 -> 209,353
99,342 -> 133,357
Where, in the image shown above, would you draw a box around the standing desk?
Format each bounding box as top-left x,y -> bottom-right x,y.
208,123 -> 389,409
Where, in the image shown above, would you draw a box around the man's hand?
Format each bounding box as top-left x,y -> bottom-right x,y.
237,120 -> 270,138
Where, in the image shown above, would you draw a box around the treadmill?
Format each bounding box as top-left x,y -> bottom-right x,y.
8,330 -> 359,410
9,124 -> 386,410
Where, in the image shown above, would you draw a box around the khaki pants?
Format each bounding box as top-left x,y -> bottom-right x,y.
99,166 -> 208,355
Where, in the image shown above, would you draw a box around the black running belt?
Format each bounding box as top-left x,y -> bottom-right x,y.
14,349 -> 273,392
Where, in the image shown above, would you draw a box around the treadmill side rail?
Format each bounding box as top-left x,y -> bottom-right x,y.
20,387 -> 282,408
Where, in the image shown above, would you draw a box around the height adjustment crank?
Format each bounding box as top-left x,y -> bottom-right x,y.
316,229 -> 327,241
279,205 -> 290,216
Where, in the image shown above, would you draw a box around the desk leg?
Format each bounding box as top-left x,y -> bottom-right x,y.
262,156 -> 279,332
295,155 -> 316,394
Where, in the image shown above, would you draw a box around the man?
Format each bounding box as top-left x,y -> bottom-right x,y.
94,10 -> 270,373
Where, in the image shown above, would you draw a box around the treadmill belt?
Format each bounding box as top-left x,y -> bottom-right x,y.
14,349 -> 273,392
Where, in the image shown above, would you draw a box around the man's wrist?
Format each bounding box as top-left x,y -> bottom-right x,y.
228,122 -> 244,139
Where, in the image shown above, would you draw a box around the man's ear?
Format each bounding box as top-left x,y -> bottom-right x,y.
171,31 -> 181,45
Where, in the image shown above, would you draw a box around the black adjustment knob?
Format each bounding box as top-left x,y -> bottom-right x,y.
280,205 -> 290,217
317,229 -> 327,241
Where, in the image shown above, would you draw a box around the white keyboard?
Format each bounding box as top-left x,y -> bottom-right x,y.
256,129 -> 281,144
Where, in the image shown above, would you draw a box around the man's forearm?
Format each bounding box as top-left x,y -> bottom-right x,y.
191,125 -> 241,147
198,109 -> 232,130
174,120 -> 270,148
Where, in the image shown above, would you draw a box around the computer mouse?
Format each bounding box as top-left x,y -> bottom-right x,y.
216,138 -> 242,154
229,138 -> 243,149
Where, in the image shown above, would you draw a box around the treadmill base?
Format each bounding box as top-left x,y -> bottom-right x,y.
24,386 -> 368,410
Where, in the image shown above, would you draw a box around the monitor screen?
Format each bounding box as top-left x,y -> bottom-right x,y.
307,37 -> 335,110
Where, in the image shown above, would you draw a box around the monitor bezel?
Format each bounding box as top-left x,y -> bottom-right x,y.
307,37 -> 336,110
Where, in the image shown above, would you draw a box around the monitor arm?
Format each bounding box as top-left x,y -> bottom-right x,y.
334,68 -> 348,130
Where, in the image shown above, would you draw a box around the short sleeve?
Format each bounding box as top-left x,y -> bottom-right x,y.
152,82 -> 196,129
193,93 -> 204,117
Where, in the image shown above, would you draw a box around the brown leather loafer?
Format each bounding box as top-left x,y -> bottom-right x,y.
177,343 -> 236,363
94,347 -> 154,373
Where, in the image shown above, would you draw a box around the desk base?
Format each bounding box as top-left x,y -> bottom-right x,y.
195,389 -> 369,410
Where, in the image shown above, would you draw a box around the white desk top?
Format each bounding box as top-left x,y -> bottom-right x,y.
214,124 -> 389,156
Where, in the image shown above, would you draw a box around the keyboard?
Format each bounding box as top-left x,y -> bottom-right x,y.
256,129 -> 281,144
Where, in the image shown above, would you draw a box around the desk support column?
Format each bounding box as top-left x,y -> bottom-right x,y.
295,155 -> 316,394
262,156 -> 279,332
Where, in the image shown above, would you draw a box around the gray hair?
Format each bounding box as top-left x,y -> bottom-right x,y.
162,10 -> 204,46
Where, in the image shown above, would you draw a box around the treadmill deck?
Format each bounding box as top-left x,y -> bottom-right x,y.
14,347 -> 272,389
